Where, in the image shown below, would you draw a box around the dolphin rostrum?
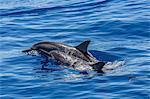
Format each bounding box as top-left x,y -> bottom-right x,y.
22,40 -> 106,73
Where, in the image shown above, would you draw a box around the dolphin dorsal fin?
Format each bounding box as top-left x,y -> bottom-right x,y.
75,40 -> 91,53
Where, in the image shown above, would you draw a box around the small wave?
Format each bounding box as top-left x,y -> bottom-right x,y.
0,0 -> 109,17
0,6 -> 65,16
102,61 -> 125,72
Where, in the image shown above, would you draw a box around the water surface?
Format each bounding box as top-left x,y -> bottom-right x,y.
0,0 -> 150,99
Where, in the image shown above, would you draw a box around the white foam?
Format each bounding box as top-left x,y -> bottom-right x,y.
102,61 -> 125,72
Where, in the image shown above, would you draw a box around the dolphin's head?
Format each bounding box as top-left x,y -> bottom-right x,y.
31,42 -> 44,50
22,41 -> 59,55
22,42 -> 42,53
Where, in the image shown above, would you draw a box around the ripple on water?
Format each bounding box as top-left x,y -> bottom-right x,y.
0,0 -> 150,99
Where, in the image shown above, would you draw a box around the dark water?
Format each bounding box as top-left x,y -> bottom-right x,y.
0,0 -> 150,99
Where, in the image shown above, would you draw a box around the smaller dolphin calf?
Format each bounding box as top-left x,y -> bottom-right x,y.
22,40 -> 106,73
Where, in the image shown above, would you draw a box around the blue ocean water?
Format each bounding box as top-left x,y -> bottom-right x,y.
0,0 -> 150,98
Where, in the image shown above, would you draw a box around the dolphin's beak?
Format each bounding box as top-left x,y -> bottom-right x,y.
22,48 -> 32,53
22,48 -> 38,56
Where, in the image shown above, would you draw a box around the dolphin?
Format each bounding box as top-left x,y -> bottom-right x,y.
22,40 -> 106,73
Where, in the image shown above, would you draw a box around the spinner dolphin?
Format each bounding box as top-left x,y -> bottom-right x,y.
22,40 -> 106,73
